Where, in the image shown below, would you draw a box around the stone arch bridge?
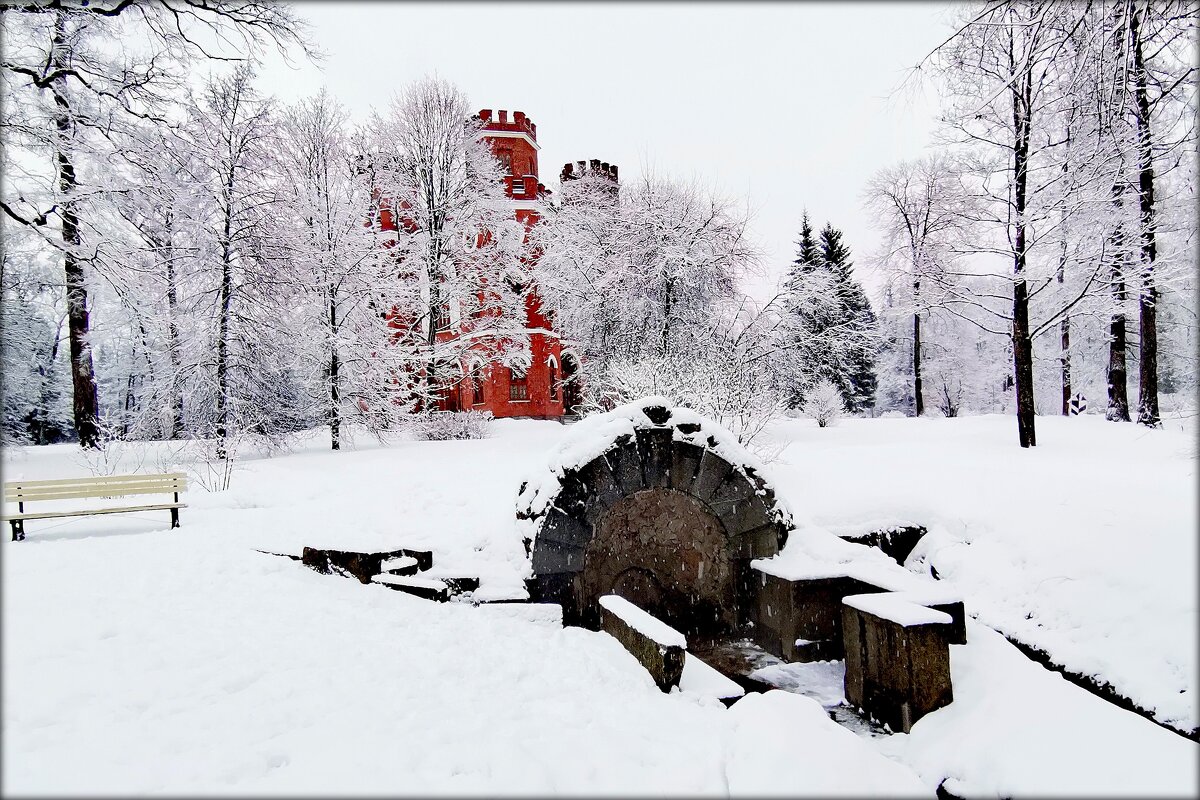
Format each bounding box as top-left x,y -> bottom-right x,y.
516,399 -> 791,634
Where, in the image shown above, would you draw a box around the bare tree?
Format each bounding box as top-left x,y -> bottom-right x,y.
1119,1 -> 1199,426
108,125 -> 198,439
1,0 -> 311,447
277,90 -> 404,450
532,169 -> 758,402
1105,183 -> 1134,421
915,2 -> 1136,446
864,154 -> 971,417
180,66 -> 293,459
367,77 -> 528,415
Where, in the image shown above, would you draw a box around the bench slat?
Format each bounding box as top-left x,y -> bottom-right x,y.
8,470 -> 187,482
3,503 -> 188,522
7,477 -> 185,491
3,472 -> 186,489
6,483 -> 185,503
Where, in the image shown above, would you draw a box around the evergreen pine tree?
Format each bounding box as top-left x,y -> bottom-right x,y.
791,211 -> 822,276
819,223 -> 878,412
778,216 -> 878,413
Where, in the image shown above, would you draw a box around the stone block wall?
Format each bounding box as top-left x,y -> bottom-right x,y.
841,600 -> 955,733
600,600 -> 686,692
752,570 -> 887,662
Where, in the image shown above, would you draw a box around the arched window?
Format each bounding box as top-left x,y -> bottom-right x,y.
508,362 -> 529,401
548,356 -> 560,401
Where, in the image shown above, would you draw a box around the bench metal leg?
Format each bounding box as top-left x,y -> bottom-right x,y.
170,508 -> 180,529
10,519 -> 24,541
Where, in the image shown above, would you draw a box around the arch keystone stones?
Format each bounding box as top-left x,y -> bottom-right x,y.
516,397 -> 792,634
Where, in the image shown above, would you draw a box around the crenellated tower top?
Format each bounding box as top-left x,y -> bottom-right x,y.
476,108 -> 545,201
560,159 -> 620,206
561,159 -> 619,183
476,109 -> 538,142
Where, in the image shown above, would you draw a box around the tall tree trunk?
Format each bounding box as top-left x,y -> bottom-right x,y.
912,309 -> 924,417
32,316 -> 65,445
328,284 -> 341,450
1057,232 -> 1072,416
1130,5 -> 1160,427
122,362 -> 137,436
1060,317 -> 1071,414
216,185 -> 234,460
1057,102 -> 1074,417
1106,281 -> 1130,421
661,275 -> 675,357
51,11 -> 99,449
426,281 -> 441,412
164,234 -> 184,439
424,229 -> 444,412
1010,38 -> 1036,448
1106,186 -> 1131,422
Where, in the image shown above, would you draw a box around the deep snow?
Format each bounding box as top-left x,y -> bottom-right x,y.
3,413 -> 1196,795
759,413 -> 1198,735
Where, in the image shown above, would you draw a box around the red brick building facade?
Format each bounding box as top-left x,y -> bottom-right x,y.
379,109 -> 589,420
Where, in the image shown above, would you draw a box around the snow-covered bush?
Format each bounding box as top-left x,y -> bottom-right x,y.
411,411 -> 493,441
803,378 -> 846,427
600,351 -> 787,451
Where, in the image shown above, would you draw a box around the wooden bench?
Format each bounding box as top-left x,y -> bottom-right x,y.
2,473 -> 187,541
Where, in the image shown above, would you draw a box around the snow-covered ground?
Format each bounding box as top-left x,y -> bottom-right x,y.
3,413 -> 1196,795
759,413 -> 1198,735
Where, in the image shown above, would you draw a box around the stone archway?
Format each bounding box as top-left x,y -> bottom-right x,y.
582,488 -> 736,632
518,401 -> 791,635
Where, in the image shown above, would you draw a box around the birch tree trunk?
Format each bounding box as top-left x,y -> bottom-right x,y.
1010,27 -> 1037,448
164,227 -> 184,439
328,283 -> 341,450
912,309 -> 923,417
215,167 -> 236,460
1130,5 -> 1160,428
1106,186 -> 1131,422
51,10 -> 99,448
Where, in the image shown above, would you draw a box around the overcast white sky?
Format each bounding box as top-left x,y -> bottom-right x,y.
256,2 -> 959,303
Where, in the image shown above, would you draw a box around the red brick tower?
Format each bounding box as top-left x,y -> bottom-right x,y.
374,109 -> 579,420
459,109 -> 565,420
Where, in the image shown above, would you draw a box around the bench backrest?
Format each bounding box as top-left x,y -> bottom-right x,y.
4,473 -> 187,505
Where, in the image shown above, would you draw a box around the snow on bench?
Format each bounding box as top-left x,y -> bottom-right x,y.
598,594 -> 686,692
599,594 -> 687,649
